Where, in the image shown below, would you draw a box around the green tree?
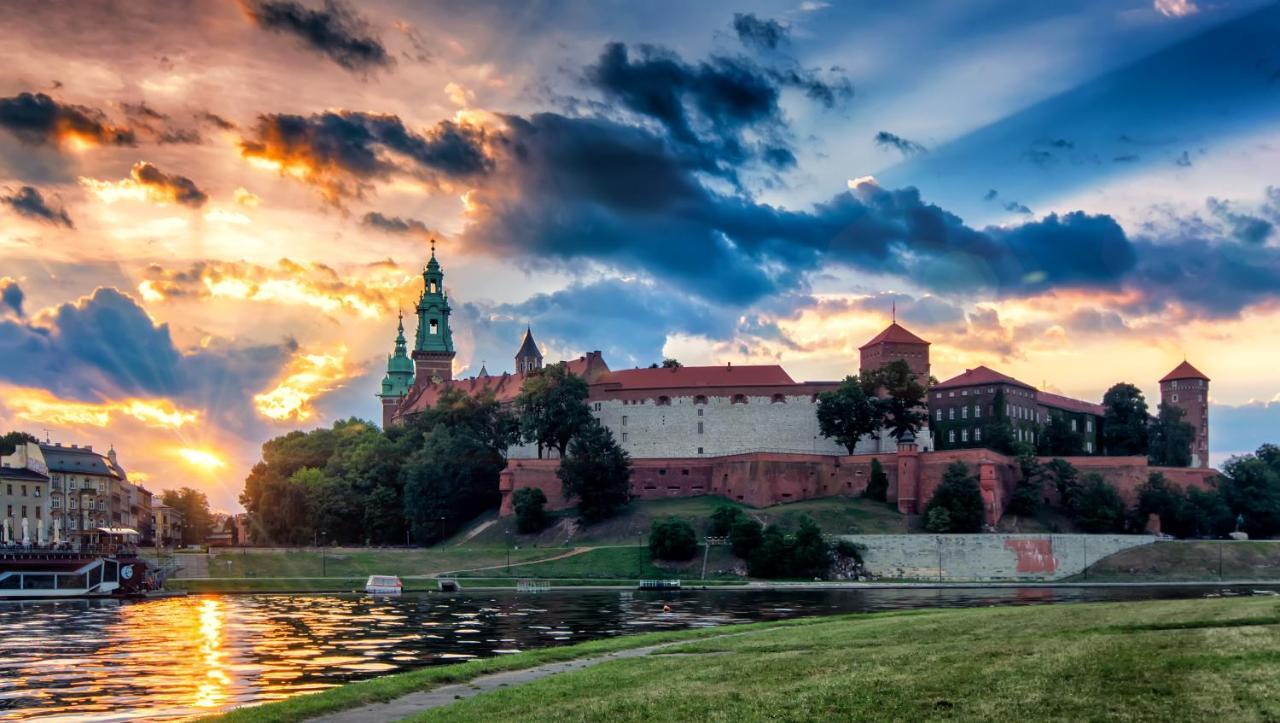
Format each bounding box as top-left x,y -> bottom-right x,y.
558,420 -> 632,523
1007,452 -> 1045,517
1038,413 -> 1085,457
925,506 -> 953,533
1134,472 -> 1188,536
865,360 -> 927,441
924,462 -> 986,533
747,525 -> 790,577
516,364 -> 591,458
512,487 -> 549,534
1101,382 -> 1150,456
1149,403 -> 1195,467
864,458 -> 889,502
0,430 -> 37,457
1184,487 -> 1232,539
1043,458 -> 1081,508
402,424 -> 505,544
1217,451 -> 1280,538
649,517 -> 698,561
160,487 -> 214,546
729,517 -> 763,559
1068,473 -> 1127,533
708,505 -> 747,537
789,516 -> 832,578
816,375 -> 882,454
979,387 -> 1018,455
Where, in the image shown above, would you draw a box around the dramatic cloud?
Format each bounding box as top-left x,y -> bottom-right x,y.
1155,0 -> 1199,18
121,101 -> 202,145
0,278 -> 24,317
0,384 -> 199,429
79,161 -> 208,207
0,92 -> 135,150
733,13 -> 788,51
253,345 -> 354,421
361,211 -> 434,237
138,258 -> 410,318
874,130 -> 927,156
239,111 -> 491,201
239,0 -> 393,72
1,186 -> 74,227
1207,197 -> 1273,245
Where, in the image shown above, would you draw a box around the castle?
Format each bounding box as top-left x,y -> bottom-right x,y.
378,248 -> 1215,524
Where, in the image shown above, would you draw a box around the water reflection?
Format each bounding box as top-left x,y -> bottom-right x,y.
0,586 -> 1258,721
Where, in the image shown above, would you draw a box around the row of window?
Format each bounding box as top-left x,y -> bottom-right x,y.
1167,380 -> 1206,390
618,393 -> 799,406
5,505 -> 41,518
3,484 -> 41,498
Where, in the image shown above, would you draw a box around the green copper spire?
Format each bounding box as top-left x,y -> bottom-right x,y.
378,311 -> 414,399
414,240 -> 454,354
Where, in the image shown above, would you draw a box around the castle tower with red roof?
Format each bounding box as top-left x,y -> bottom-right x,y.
1160,360 -> 1210,468
859,319 -> 930,380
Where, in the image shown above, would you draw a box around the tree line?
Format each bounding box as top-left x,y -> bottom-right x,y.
241,364 -> 633,545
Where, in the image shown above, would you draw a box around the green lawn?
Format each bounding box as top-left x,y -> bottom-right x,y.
198,547 -> 568,579
410,596 -> 1280,722
452,545 -> 742,580
1078,540 -> 1280,582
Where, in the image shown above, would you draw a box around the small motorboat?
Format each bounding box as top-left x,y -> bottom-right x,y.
365,574 -> 403,596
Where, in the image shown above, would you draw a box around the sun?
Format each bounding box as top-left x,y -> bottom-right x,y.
176,447 -> 228,471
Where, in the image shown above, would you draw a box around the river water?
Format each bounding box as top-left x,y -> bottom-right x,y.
0,586 -> 1257,721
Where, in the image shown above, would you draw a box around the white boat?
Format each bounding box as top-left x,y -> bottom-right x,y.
365,574 -> 403,596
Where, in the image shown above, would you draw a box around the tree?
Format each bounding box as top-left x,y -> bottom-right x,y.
980,387 -> 1018,455
516,364 -> 592,458
403,424 -> 506,544
865,360 -> 927,441
0,430 -> 37,457
1184,487 -> 1232,539
1043,458 -> 1081,508
924,462 -> 985,533
708,505 -> 747,537
729,517 -> 764,559
864,458 -> 889,502
649,517 -> 698,561
1134,472 -> 1188,536
1006,452 -> 1045,517
925,507 -> 953,533
1149,403 -> 1195,467
816,376 -> 882,454
1038,413 -> 1085,457
747,525 -> 791,577
1101,382 -> 1150,456
1068,473 -> 1127,533
789,516 -> 832,578
160,487 -> 213,546
513,487 -> 549,534
1217,451 -> 1280,538
558,420 -> 632,523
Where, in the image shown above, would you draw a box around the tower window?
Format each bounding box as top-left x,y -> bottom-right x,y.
1172,394 -> 1178,402
731,394 -> 747,405
429,319 -> 439,335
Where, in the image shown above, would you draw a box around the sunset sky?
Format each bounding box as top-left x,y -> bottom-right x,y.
2,0 -> 1278,511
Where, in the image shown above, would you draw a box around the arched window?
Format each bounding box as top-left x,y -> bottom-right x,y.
731,394 -> 747,405
429,319 -> 439,335
656,396 -> 671,406
771,394 -> 786,404
693,395 -> 708,405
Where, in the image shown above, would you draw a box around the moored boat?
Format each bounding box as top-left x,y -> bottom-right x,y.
365,574 -> 403,596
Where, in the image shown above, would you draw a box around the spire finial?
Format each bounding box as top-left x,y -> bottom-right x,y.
430,238 -> 436,258
892,300 -> 896,324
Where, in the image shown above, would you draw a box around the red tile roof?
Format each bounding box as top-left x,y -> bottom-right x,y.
596,364 -> 796,390
1160,360 -> 1210,383
859,322 -> 929,349
933,365 -> 1035,391
397,353 -> 610,416
1037,391 -> 1105,417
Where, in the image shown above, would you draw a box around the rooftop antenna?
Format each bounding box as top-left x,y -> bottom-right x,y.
892,300 -> 896,324
42,428 -> 51,443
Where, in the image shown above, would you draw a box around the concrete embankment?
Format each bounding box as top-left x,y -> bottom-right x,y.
842,533 -> 1154,581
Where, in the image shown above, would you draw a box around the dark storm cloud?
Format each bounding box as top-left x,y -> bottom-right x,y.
198,112 -> 237,131
1126,237 -> 1280,317
0,92 -> 135,148
361,211 -> 431,236
0,286 -> 290,423
733,13 -> 788,51
0,279 -> 24,317
131,162 -> 209,208
874,130 -> 926,156
1,186 -> 73,228
239,0 -> 392,72
815,292 -> 965,329
239,111 -> 491,201
1207,197 -> 1273,245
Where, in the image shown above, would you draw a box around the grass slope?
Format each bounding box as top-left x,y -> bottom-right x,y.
411,596 -> 1280,722
1078,540 -> 1280,582
196,547 -> 567,579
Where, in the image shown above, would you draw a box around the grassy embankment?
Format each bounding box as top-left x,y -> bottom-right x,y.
172,496 -> 903,591
1073,540 -> 1280,582
207,596 -> 1280,722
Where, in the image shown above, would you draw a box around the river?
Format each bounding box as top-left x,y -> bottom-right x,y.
0,586 -> 1259,720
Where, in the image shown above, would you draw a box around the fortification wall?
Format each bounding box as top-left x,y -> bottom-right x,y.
842,533 -> 1154,581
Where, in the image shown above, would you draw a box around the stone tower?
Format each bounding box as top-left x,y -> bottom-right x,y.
377,312 -> 415,427
412,242 -> 455,385
859,320 -> 930,379
1159,360 -> 1210,468
515,326 -> 543,374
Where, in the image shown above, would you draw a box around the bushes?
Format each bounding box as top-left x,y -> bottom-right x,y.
512,487 -> 548,534
864,459 -> 889,502
728,514 -> 834,579
729,517 -> 763,559
1067,473 -> 1127,533
923,462 -> 985,532
708,505 -> 747,537
649,518 -> 698,561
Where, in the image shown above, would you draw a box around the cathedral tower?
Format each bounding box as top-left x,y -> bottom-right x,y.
377,312 -> 415,427
412,242 -> 456,385
515,326 -> 543,374
1160,360 -> 1210,468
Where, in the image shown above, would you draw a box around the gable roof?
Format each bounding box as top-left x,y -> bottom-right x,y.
1037,390 -> 1105,417
596,364 -> 796,391
1160,360 -> 1210,383
397,352 -> 610,416
859,322 -> 929,349
933,365 -> 1035,391
0,465 -> 49,482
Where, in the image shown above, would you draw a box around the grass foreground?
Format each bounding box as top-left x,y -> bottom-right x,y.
205,595 -> 1280,722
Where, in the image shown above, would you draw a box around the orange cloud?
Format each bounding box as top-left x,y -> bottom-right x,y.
253,346 -> 354,421
176,446 -> 228,471
1,386 -> 199,429
79,161 -> 209,207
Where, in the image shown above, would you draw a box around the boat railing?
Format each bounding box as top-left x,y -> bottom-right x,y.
0,543 -> 142,559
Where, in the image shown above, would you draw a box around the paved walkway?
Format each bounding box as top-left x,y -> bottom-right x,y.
308,630 -> 760,722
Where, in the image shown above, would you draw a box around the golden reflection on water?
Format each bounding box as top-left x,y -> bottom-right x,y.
194,599 -> 229,708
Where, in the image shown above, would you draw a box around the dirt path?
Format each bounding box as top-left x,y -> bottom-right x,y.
306,629 -> 768,723
431,546 -> 593,577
